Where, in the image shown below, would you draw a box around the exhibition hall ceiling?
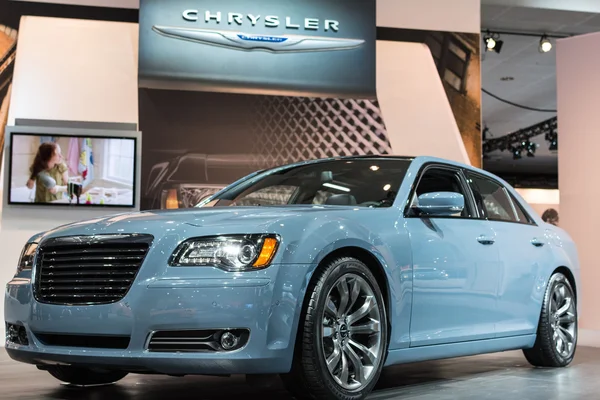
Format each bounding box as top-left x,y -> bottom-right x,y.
481,3 -> 600,174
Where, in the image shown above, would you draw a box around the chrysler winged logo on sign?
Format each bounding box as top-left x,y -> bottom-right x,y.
151,10 -> 365,53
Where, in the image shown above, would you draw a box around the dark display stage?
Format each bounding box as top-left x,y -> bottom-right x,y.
2,347 -> 599,399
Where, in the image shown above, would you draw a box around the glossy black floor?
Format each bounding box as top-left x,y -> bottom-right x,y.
1,347 -> 599,399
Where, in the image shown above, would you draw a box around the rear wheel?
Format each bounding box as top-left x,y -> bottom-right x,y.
523,272 -> 577,367
282,257 -> 388,400
47,365 -> 128,386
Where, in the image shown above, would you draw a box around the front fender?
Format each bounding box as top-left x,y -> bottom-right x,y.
544,225 -> 581,313
269,210 -> 412,350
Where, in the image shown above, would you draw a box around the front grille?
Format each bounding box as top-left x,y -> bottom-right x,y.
34,332 -> 130,349
34,234 -> 153,305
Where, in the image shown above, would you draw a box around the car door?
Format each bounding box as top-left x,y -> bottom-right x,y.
465,171 -> 554,337
405,164 -> 501,347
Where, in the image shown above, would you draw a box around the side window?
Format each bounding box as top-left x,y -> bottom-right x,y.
510,193 -> 534,224
466,173 -> 518,223
411,167 -> 471,218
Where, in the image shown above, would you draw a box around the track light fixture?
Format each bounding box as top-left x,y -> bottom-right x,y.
539,34 -> 552,53
524,140 -> 537,157
483,117 -> 558,159
484,31 -> 503,53
545,131 -> 558,151
512,146 -> 522,160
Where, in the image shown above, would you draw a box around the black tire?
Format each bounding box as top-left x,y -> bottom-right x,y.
281,256 -> 388,400
47,365 -> 128,386
523,272 -> 578,367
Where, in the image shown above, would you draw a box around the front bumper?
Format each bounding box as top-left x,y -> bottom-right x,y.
4,263 -> 311,375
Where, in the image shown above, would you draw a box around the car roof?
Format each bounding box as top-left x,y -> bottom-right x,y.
282,155 -> 477,172
280,155 -> 510,186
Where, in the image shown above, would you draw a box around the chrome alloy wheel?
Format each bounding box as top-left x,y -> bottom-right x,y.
321,273 -> 383,391
549,281 -> 577,359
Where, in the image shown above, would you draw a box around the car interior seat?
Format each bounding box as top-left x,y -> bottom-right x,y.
325,194 -> 358,206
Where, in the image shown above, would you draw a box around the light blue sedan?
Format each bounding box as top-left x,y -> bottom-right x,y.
5,156 -> 579,400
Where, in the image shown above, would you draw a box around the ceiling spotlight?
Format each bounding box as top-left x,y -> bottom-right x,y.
512,147 -> 522,160
539,35 -> 552,53
524,140 -> 537,157
549,139 -> 558,151
484,31 -> 503,53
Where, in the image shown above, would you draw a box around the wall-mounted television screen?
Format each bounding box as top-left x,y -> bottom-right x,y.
9,133 -> 137,207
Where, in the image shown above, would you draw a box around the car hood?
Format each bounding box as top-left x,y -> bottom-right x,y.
36,205 -> 361,241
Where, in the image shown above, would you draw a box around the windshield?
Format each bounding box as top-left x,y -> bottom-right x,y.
201,158 -> 412,208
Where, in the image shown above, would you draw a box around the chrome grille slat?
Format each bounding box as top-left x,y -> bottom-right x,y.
41,270 -> 137,277
40,285 -> 131,292
43,247 -> 148,256
43,294 -> 122,299
34,234 -> 153,305
151,336 -> 214,342
40,278 -> 133,284
42,255 -> 145,263
42,264 -> 139,270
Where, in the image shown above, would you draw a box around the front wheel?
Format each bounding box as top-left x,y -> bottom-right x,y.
523,272 -> 577,367
47,365 -> 128,386
282,257 -> 388,400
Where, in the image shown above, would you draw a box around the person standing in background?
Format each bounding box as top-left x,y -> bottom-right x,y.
542,208 -> 559,226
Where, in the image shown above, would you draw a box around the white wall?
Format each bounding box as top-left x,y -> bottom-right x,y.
556,32 -> 600,345
377,41 -> 471,164
7,16 -> 139,126
377,0 -> 480,33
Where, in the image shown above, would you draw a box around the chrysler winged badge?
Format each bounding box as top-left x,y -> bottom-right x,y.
152,26 -> 365,53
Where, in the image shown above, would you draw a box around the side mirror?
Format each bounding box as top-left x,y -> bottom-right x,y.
412,192 -> 464,217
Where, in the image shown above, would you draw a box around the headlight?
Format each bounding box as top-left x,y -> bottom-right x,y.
169,235 -> 280,272
17,242 -> 38,273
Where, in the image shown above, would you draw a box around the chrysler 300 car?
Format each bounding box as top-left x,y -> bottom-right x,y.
5,156 -> 579,400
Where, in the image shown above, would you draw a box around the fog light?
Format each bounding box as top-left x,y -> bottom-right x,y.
6,323 -> 28,346
7,324 -> 18,343
220,331 -> 240,350
18,326 -> 29,346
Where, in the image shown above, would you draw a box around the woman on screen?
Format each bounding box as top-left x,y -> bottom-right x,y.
26,142 -> 69,203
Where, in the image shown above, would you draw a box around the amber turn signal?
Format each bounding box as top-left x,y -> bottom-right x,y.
253,237 -> 279,268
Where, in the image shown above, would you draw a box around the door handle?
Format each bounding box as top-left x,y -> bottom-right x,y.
477,235 -> 495,245
531,238 -> 545,247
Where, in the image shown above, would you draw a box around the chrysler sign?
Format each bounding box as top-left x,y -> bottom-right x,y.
181,11 -> 341,32
139,0 -> 376,98
152,10 -> 363,53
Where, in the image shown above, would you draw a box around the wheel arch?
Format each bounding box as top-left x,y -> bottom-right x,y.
317,246 -> 392,322
531,265 -> 580,330
553,265 -> 578,300
291,245 -> 394,357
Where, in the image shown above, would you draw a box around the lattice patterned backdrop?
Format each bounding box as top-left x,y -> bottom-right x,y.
140,91 -> 394,209
250,96 -> 392,167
